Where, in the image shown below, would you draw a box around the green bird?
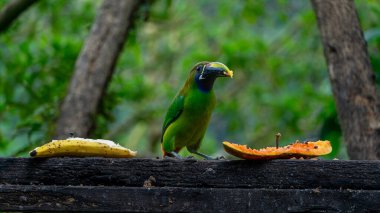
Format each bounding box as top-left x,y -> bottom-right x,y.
161,61 -> 234,159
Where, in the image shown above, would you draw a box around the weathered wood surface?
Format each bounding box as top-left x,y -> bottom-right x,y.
1,158 -> 380,190
1,158 -> 380,212
1,185 -> 379,212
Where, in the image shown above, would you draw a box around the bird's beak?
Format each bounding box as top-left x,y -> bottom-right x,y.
224,69 -> 234,78
203,62 -> 234,78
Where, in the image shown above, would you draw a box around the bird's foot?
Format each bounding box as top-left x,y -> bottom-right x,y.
205,155 -> 226,160
164,152 -> 183,159
214,156 -> 226,160
196,154 -> 225,160
187,148 -> 219,160
202,155 -> 214,160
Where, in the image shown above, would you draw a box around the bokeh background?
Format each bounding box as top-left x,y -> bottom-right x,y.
0,0 -> 379,158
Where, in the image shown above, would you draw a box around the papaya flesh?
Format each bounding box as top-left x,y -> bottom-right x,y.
223,140 -> 332,160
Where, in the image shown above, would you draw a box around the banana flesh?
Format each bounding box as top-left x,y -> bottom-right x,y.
30,138 -> 137,158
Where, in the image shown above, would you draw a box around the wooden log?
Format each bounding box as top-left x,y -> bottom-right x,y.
1,158 -> 380,190
54,0 -> 145,139
311,0 -> 380,160
0,185 -> 379,212
0,0 -> 39,33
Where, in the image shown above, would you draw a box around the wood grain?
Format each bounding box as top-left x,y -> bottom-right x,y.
0,185 -> 379,212
311,0 -> 380,160
54,0 -> 144,139
0,0 -> 39,33
1,158 -> 379,190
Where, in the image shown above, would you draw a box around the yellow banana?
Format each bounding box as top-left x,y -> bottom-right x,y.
30,138 -> 137,158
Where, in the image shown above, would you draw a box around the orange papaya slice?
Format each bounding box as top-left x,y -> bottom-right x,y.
223,140 -> 332,160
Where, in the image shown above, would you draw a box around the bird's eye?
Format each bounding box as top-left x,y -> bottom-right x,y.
196,65 -> 202,72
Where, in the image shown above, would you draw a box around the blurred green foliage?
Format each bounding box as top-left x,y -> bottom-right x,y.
0,0 -> 379,159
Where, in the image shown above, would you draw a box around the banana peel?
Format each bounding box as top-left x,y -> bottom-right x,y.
30,138 -> 137,158
223,140 -> 332,160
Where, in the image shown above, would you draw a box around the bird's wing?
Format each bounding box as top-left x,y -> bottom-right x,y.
161,94 -> 185,142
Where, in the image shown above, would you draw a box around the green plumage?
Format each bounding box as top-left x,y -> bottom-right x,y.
161,62 -> 233,159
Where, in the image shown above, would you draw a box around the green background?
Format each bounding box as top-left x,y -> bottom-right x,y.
0,0 -> 379,159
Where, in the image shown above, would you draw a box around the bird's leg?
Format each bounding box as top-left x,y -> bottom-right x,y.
167,151 -> 183,159
187,148 -> 216,160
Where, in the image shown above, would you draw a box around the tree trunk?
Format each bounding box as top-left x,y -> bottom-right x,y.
0,0 -> 38,33
54,0 -> 144,139
311,0 -> 380,159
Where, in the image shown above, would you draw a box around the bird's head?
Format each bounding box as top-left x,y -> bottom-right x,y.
188,62 -> 234,92
191,61 -> 233,92
193,61 -> 233,80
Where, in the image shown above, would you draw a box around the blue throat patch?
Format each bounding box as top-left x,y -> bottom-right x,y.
195,72 -> 216,93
